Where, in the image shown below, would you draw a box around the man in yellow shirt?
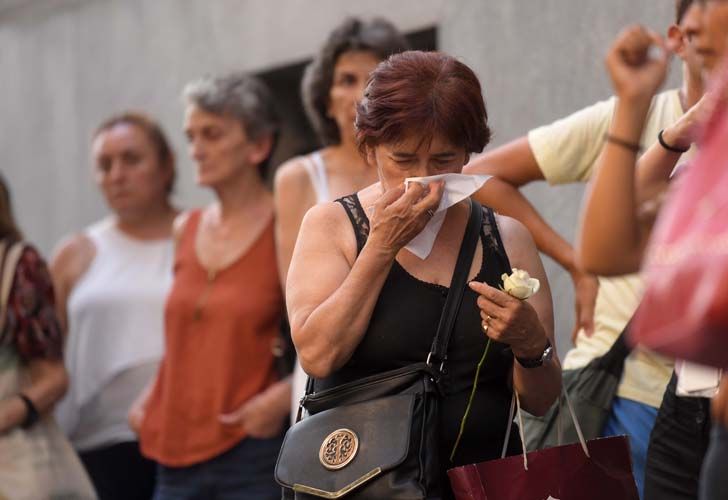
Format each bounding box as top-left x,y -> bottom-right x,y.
465,1 -> 704,496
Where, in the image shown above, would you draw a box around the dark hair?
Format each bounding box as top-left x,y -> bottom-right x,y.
184,73 -> 280,178
302,17 -> 409,146
676,0 -> 695,23
94,112 -> 176,194
356,51 -> 492,155
0,173 -> 23,242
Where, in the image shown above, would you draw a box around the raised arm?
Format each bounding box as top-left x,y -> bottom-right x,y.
287,183 -> 442,378
635,92 -> 715,213
577,26 -> 671,275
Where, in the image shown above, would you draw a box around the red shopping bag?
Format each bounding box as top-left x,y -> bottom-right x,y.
448,392 -> 638,500
631,60 -> 728,369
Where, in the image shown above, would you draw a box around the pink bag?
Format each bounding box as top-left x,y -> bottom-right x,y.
447,392 -> 638,500
631,61 -> 728,368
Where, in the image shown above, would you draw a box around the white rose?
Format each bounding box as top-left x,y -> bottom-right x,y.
501,268 -> 540,300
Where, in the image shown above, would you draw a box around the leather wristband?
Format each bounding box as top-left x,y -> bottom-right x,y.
658,129 -> 690,153
18,393 -> 39,429
604,134 -> 642,154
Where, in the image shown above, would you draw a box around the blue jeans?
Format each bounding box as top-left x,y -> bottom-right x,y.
603,396 -> 659,500
153,436 -> 283,500
699,424 -> 728,500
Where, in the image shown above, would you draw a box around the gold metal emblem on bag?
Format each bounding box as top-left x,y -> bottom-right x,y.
319,429 -> 359,470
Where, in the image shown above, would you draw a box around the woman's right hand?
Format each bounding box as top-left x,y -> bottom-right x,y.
366,181 -> 444,258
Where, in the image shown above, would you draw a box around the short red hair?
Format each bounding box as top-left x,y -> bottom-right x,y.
356,50 -> 491,154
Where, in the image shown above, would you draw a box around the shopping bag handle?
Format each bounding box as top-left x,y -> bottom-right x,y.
500,388 -> 590,471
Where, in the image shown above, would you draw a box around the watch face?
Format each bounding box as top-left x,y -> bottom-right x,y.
542,345 -> 554,363
516,340 -> 552,368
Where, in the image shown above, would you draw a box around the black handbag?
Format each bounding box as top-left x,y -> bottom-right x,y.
275,200 -> 483,499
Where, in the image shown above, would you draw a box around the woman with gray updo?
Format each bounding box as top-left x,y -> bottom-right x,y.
131,73 -> 289,499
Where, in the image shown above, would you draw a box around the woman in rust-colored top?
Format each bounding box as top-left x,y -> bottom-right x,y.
131,73 -> 290,499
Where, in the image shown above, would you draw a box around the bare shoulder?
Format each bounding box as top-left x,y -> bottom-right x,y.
301,200 -> 349,233
50,232 -> 96,286
494,213 -> 533,240
493,213 -> 537,256
172,211 -> 194,244
274,156 -> 314,195
300,200 -> 358,262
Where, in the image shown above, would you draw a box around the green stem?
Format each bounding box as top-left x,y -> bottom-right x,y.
450,338 -> 492,462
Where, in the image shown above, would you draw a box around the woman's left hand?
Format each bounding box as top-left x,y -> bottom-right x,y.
219,379 -> 290,438
469,280 -> 548,359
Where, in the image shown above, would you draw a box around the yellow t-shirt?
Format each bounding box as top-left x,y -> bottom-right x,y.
528,89 -> 692,408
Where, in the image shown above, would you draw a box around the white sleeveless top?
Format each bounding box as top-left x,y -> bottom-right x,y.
55,219 -> 173,451
302,151 -> 330,204
292,152 -> 330,422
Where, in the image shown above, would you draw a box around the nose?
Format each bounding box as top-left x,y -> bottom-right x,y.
189,137 -> 205,163
107,160 -> 126,184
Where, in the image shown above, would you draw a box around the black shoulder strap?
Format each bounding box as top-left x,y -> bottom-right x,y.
428,199 -> 482,367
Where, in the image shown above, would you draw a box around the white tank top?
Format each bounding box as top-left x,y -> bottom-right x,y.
54,218 -> 173,451
292,152 -> 331,422
302,151 -> 330,204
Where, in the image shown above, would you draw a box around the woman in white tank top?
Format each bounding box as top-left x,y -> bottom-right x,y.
273,18 -> 409,421
50,112 -> 178,500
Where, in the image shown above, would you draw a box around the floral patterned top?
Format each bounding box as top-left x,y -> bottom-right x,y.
0,245 -> 63,362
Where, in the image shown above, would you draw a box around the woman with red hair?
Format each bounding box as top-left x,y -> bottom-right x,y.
286,50 -> 560,497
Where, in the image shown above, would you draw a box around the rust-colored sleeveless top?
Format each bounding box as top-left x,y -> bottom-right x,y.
140,210 -> 283,467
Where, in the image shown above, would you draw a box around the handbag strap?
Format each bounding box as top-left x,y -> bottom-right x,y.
500,388 -> 591,471
0,240 -> 24,334
427,198 -> 483,369
594,319 -> 633,375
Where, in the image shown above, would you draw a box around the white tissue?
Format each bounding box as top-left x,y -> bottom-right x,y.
403,173 -> 491,259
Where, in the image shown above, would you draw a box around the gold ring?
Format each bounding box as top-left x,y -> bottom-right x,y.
481,321 -> 489,334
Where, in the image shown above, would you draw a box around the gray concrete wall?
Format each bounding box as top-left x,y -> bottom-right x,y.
1,0 -> 678,351
0,0 -> 445,254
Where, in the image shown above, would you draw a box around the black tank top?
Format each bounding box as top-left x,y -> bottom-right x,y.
319,194 -> 521,475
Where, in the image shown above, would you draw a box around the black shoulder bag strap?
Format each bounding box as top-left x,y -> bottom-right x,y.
301,199 -> 483,402
428,199 -> 482,372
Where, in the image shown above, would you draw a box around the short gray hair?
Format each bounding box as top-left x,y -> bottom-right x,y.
183,73 -> 280,173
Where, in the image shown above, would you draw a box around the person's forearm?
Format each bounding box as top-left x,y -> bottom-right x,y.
635,134 -> 682,206
474,179 -> 576,273
0,360 -> 68,432
292,243 -> 395,378
578,96 -> 652,275
513,358 -> 561,416
24,359 -> 68,413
